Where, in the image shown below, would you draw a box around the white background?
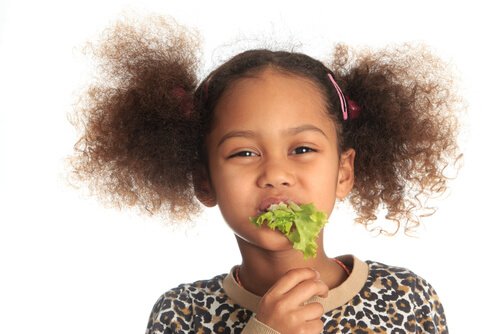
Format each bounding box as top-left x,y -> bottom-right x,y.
1,0 -> 499,333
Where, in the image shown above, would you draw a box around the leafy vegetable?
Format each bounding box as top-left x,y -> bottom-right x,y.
250,202 -> 328,259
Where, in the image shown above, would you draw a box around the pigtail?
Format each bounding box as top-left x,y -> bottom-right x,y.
329,44 -> 464,234
70,15 -> 202,221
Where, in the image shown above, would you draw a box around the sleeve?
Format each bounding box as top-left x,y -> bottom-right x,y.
412,275 -> 448,334
145,286 -> 194,334
242,317 -> 281,334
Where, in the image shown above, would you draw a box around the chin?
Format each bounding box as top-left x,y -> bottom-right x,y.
246,228 -> 292,250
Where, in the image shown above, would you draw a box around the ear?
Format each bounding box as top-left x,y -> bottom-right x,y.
336,148 -> 356,200
193,163 -> 217,207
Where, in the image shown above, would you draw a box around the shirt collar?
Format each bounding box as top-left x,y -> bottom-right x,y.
222,254 -> 369,313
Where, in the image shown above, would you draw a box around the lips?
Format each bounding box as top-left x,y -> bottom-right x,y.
258,197 -> 294,213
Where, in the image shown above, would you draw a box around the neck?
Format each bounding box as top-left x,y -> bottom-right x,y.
235,232 -> 348,296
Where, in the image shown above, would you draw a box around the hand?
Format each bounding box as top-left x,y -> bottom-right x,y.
256,268 -> 329,334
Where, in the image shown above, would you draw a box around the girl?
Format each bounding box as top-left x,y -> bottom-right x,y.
71,16 -> 462,333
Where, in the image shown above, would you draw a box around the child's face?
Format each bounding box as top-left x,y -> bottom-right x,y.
200,68 -> 354,252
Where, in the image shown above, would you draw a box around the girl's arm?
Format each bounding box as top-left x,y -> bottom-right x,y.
145,287 -> 192,334
412,276 -> 448,333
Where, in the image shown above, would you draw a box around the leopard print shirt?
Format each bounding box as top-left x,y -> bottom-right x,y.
145,258 -> 447,333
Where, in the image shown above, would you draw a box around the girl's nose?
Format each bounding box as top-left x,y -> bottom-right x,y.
256,160 -> 296,189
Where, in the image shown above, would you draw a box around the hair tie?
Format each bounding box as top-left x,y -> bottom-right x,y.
346,97 -> 361,119
171,87 -> 193,117
202,75 -> 213,104
327,73 -> 361,121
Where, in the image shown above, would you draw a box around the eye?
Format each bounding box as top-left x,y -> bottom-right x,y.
228,150 -> 258,159
292,146 -> 317,155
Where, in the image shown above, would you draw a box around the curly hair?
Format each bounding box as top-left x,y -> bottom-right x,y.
70,16 -> 202,220
70,15 -> 463,233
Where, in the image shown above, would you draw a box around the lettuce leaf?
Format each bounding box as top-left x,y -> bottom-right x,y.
249,202 -> 328,259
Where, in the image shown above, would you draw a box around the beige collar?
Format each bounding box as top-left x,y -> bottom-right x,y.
222,255 -> 369,314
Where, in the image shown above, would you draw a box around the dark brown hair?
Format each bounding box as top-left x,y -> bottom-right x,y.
70,15 -> 463,233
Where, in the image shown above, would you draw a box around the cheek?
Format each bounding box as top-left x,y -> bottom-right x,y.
304,155 -> 338,183
210,162 -> 249,194
305,157 -> 339,212
209,163 -> 254,210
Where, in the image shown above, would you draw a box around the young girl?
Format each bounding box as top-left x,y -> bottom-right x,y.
71,16 -> 461,334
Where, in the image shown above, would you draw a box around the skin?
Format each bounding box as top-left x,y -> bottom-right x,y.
195,67 -> 355,333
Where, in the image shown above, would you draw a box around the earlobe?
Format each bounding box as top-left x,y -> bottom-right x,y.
336,148 -> 356,199
193,163 -> 217,207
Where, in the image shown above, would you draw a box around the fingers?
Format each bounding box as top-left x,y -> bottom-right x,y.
300,302 -> 325,322
256,267 -> 329,334
302,319 -> 324,334
268,267 -> 320,296
284,279 -> 329,306
267,267 -> 329,306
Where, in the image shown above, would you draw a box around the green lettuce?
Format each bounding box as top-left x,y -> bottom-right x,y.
250,202 -> 328,259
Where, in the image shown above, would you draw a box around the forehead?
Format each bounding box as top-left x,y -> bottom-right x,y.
212,68 -> 333,128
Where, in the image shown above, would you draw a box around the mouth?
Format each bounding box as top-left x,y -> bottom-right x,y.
250,202 -> 328,259
258,197 -> 295,214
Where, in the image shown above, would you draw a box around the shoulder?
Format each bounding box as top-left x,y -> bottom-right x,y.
365,260 -> 443,301
154,273 -> 227,309
362,260 -> 447,333
145,273 -> 228,334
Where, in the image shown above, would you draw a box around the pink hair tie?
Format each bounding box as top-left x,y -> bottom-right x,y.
327,73 -> 361,121
346,97 -> 361,119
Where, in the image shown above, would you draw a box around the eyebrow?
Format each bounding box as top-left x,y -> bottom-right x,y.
217,124 -> 328,148
286,124 -> 327,137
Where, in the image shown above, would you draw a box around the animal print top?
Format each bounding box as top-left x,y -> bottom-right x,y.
145,255 -> 448,333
